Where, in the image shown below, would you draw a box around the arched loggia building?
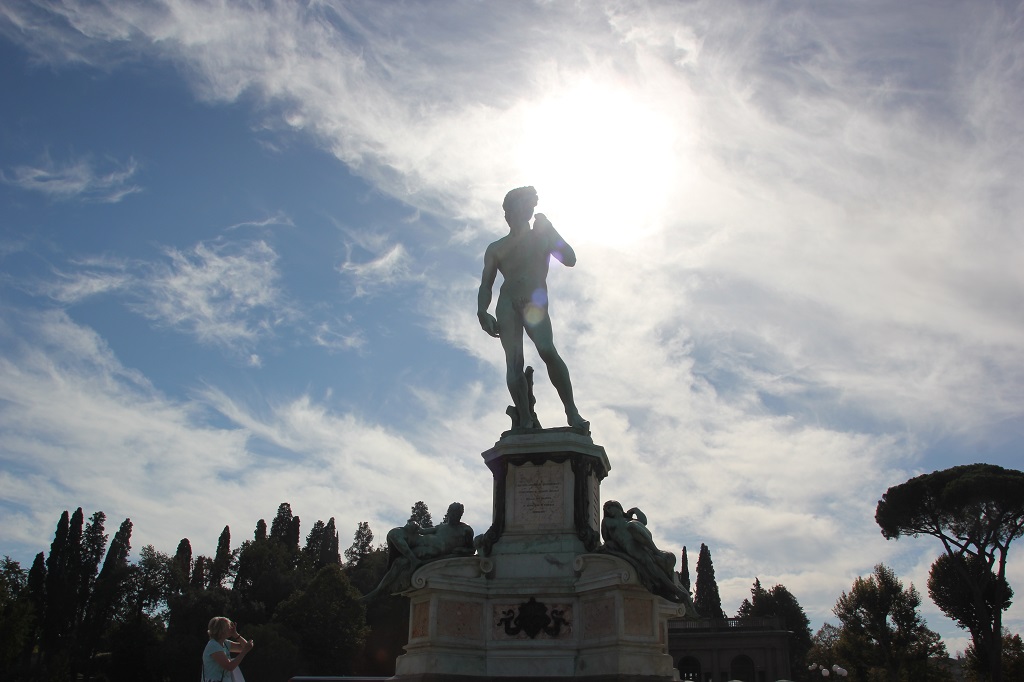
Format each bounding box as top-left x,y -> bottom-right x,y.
668,616 -> 792,682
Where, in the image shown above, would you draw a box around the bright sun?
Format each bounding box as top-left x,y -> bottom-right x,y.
515,83 -> 678,248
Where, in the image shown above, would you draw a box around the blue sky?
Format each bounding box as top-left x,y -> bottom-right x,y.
1,0 -> 1022,653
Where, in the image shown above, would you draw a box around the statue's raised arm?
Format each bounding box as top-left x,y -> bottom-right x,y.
476,186 -> 588,434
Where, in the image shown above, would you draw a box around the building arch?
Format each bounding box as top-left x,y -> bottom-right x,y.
678,655 -> 701,681
729,653 -> 755,682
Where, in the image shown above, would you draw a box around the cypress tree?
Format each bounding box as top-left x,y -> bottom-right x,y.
678,546 -> 691,594
77,517 -> 131,670
27,551 -> 46,623
324,518 -> 340,567
25,552 -> 46,666
288,515 -> 302,554
90,518 -> 133,630
171,538 -> 192,593
79,512 -> 107,629
694,542 -> 725,619
254,519 -> 267,542
190,556 -> 209,590
303,520 -> 327,570
302,518 -> 343,571
270,503 -> 294,545
210,526 -> 231,588
43,510 -> 71,655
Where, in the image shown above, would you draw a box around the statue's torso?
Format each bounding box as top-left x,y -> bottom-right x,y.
494,228 -> 554,299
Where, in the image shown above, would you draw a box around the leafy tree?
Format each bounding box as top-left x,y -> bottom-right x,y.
345,546 -> 388,597
235,622 -> 304,682
210,525 -> 232,588
275,564 -> 369,675
0,557 -> 33,675
345,521 -> 375,566
876,463 -> 1024,681
234,535 -> 299,618
254,518 -> 268,542
163,581 -> 233,682
964,632 -> 1024,682
737,578 -> 813,672
693,543 -> 724,619
104,614 -> 163,682
832,563 -> 946,681
678,546 -> 691,594
408,501 -> 433,528
130,545 -> 172,623
806,622 -> 843,672
928,553 -> 1012,657
353,593 -> 409,677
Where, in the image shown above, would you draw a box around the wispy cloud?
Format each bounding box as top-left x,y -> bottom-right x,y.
226,210 -> 296,231
338,241 -> 417,297
38,239 -> 294,356
312,318 -> 366,353
2,153 -> 141,202
140,240 -> 289,348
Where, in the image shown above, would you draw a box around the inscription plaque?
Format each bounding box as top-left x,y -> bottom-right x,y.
512,463 -> 564,527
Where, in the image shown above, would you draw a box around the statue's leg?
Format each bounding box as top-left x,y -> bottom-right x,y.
388,527 -> 420,568
360,561 -> 401,603
497,297 -> 533,428
527,314 -> 586,428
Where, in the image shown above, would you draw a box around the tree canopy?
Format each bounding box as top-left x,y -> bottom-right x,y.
875,463 -> 1024,681
832,563 -> 946,681
0,503 -> 375,682
407,501 -> 433,528
736,578 -> 813,671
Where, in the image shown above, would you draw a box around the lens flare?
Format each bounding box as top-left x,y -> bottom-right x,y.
524,304 -> 546,327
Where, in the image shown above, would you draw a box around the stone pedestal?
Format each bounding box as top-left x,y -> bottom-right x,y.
392,431 -> 683,681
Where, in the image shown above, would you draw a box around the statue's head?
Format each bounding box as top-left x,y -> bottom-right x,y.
443,502 -> 465,524
603,500 -> 624,517
503,186 -> 538,225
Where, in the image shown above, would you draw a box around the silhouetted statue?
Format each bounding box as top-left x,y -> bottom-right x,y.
360,502 -> 475,601
600,500 -> 697,612
477,186 -> 588,433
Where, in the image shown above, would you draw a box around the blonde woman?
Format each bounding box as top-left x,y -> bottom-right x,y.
203,617 -> 254,682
